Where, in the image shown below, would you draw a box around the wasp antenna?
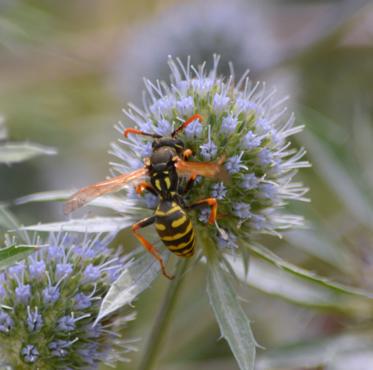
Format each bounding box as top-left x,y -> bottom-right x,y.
123,128 -> 162,139
172,114 -> 204,137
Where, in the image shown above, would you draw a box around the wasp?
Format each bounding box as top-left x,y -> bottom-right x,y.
64,114 -> 227,279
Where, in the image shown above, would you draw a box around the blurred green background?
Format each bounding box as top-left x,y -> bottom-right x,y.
1,0 -> 373,369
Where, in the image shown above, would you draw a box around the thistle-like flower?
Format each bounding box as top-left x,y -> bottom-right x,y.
0,232 -> 135,369
115,0 -> 280,101
111,55 -> 309,251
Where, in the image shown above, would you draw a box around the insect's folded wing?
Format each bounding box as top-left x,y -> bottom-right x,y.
64,167 -> 148,214
175,157 -> 229,182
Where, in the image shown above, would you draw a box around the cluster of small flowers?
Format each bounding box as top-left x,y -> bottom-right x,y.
0,233 -> 134,369
115,0 -> 279,101
111,55 -> 309,248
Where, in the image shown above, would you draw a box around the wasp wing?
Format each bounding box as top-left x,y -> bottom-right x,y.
175,156 -> 229,182
64,167 -> 148,214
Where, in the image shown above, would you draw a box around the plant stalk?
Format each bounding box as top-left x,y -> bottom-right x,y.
138,258 -> 189,370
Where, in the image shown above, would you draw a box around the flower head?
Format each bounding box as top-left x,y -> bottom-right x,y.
114,0 -> 279,101
0,232 -> 134,369
112,56 -> 309,252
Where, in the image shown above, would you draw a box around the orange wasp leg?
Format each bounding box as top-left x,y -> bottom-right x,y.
132,217 -> 174,280
181,174 -> 197,195
123,128 -> 161,139
172,113 -> 204,137
182,148 -> 193,160
188,198 -> 217,225
135,182 -> 157,196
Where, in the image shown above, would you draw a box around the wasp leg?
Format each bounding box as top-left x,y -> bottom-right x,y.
187,198 -> 217,225
124,128 -> 161,139
132,216 -> 174,280
181,174 -> 197,195
182,148 -> 193,160
135,182 -> 157,196
172,113 -> 203,137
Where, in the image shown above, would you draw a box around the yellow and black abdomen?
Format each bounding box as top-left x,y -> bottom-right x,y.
155,201 -> 195,257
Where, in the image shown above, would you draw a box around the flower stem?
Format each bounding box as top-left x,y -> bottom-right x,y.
138,258 -> 189,370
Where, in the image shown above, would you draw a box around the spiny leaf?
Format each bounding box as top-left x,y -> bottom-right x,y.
15,190 -> 142,214
0,142 -> 57,164
284,227 -> 356,275
95,248 -> 168,323
0,204 -> 30,243
256,330 -> 373,370
0,244 -> 38,271
228,255 -> 371,317
19,217 -> 135,233
207,257 -> 256,370
300,129 -> 373,228
248,243 -> 373,299
0,116 -> 7,141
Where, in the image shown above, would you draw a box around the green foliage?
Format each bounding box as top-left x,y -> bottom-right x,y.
0,244 -> 38,271
207,253 -> 256,370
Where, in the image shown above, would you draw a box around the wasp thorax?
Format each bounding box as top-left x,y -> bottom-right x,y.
151,146 -> 177,168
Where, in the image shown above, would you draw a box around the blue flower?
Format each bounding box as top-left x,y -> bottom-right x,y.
221,115 -> 238,134
235,98 -> 260,115
28,259 -> 46,280
74,292 -> 92,310
112,55 -> 309,241
225,153 -> 247,174
217,230 -> 238,249
155,118 -> 172,136
250,214 -> 267,230
55,263 -> 73,280
83,264 -> 101,284
42,285 -> 60,305
15,283 -> 31,304
233,202 -> 252,219
48,340 -> 73,358
0,233 -> 135,368
184,118 -> 203,138
259,183 -> 277,199
140,141 -> 153,158
8,263 -> 25,278
26,307 -> 43,332
211,182 -> 227,199
21,345 -> 39,363
0,311 -> 14,333
198,208 -> 211,224
200,140 -> 218,161
213,93 -> 230,113
57,315 -> 76,332
257,148 -> 273,166
241,173 -> 259,190
176,96 -> 194,116
242,131 -> 262,150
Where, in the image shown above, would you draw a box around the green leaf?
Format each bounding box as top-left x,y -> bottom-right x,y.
256,330 -> 373,370
284,227 -> 356,275
248,243 -> 373,299
0,116 -> 7,141
0,204 -> 17,230
228,255 -> 371,316
0,142 -> 57,164
0,204 -> 30,243
19,216 -> 135,233
300,129 -> 373,227
15,190 -> 142,214
0,244 -> 38,271
207,257 -> 256,370
95,248 -> 168,323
